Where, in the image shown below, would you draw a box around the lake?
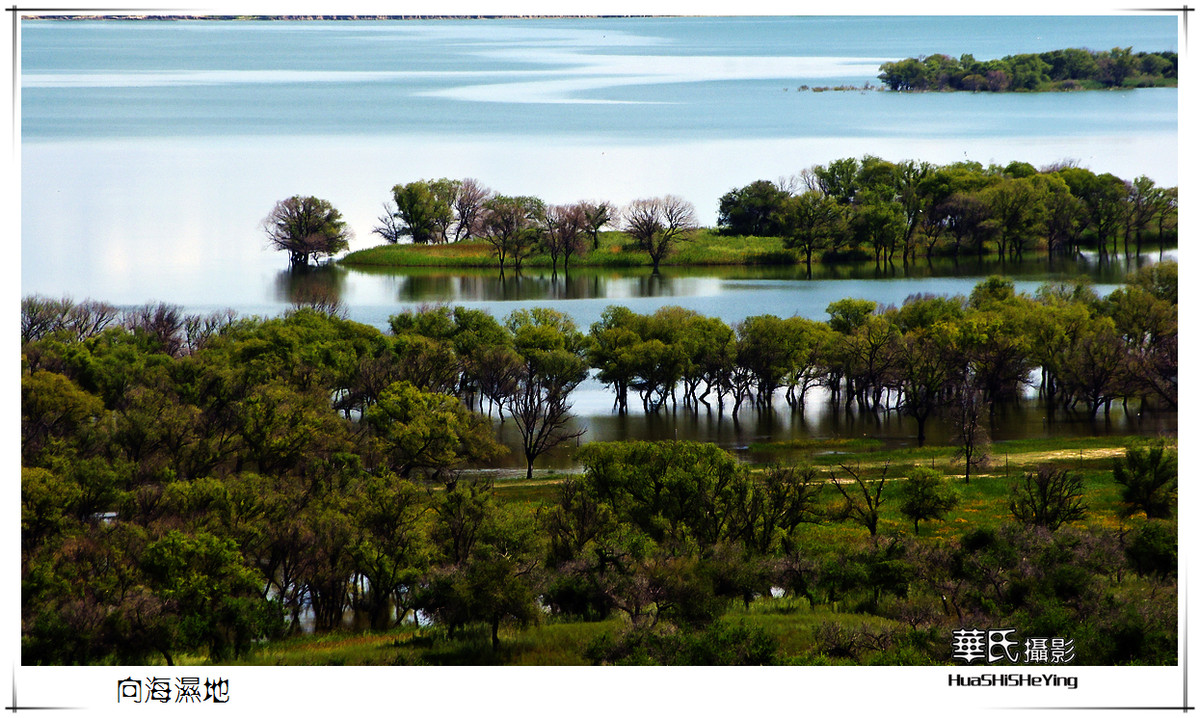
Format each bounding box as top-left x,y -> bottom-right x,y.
21,15 -> 1178,310
19,15 -> 1179,467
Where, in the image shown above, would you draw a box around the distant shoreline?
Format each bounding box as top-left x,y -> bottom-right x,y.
22,14 -> 651,21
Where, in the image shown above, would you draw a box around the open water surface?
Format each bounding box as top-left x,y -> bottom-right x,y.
19,16 -> 1179,461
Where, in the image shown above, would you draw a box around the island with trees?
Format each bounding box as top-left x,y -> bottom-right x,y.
877,47 -> 1177,92
338,157 -> 1177,276
21,256 -> 1177,665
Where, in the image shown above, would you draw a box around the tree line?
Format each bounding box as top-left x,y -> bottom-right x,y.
262,159 -> 1175,278
878,47 -> 1177,92
718,156 -> 1177,272
20,264 -> 1175,664
266,178 -> 700,275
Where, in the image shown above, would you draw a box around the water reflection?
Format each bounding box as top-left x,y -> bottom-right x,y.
273,265 -> 348,307
343,250 -> 1172,305
487,388 -> 1176,475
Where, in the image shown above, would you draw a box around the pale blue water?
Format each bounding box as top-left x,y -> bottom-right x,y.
21,15 -> 1179,320
22,16 -> 1177,140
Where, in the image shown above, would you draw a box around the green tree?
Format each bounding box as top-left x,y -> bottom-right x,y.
261,195 -> 352,267
574,440 -> 755,551
933,192 -> 993,257
388,179 -> 455,245
421,478 -> 544,650
895,324 -> 960,447
580,200 -> 615,250
779,190 -> 842,274
717,179 -> 789,236
734,314 -> 795,404
826,298 -> 877,335
982,177 -> 1045,258
346,473 -> 431,629
1099,46 -> 1139,87
849,195 -> 904,265
366,381 -> 502,480
811,157 -> 861,205
141,529 -> 280,661
897,467 -> 959,535
588,306 -> 643,414
1124,520 -> 1176,579
1125,176 -> 1159,257
505,308 -> 590,479
21,370 -> 105,464
1112,441 -> 1176,519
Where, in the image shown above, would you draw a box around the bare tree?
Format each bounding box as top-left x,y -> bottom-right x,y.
480,195 -> 544,272
622,195 -> 698,273
452,178 -> 494,242
505,354 -> 586,480
372,201 -> 404,244
183,309 -> 238,354
21,296 -> 119,344
831,461 -> 890,537
122,302 -> 187,356
949,377 -> 990,484
541,203 -> 588,274
1009,466 -> 1088,531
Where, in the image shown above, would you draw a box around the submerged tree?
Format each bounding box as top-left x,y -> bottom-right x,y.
262,195 -> 352,268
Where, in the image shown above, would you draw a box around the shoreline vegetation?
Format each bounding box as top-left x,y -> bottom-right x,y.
21,265 -> 1177,665
339,156 -> 1177,273
878,48 -> 1177,92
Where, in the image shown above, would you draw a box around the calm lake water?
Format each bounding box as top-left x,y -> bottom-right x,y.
22,16 -> 1178,306
19,16 -> 1179,466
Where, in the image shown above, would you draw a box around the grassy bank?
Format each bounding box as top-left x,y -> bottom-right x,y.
339,230 -> 795,269
491,435 -> 1151,534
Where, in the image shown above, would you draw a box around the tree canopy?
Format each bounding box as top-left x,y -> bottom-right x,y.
262,195 -> 352,267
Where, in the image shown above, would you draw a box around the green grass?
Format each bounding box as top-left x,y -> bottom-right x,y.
203,433 -> 1168,667
340,230 -> 796,269
220,618 -> 623,666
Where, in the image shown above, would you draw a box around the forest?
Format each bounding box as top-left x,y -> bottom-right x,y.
20,261 -> 1177,665
877,47 -> 1177,92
